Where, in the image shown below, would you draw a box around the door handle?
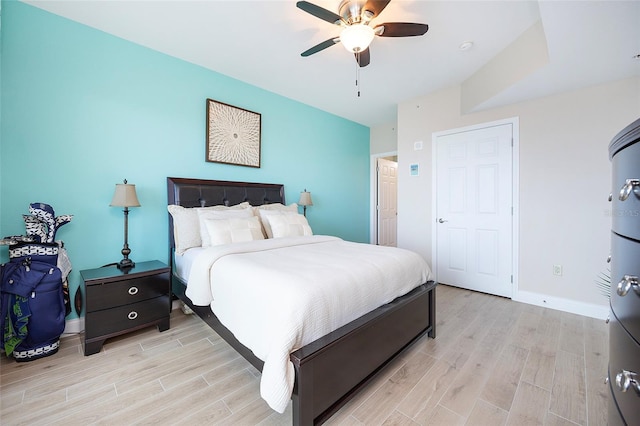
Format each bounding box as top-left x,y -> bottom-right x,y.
438,218 -> 448,223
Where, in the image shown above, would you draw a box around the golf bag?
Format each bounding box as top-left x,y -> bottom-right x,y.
1,203 -> 72,362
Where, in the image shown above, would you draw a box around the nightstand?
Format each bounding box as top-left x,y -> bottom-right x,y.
80,260 -> 171,356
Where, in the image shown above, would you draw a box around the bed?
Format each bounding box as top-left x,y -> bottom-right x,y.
167,177 -> 437,425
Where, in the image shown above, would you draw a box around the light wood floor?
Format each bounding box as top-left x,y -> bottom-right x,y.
0,284 -> 611,425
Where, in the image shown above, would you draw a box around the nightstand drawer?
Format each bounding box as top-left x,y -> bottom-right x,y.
85,295 -> 170,339
86,272 -> 170,312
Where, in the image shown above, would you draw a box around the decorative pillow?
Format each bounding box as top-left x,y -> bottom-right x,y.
168,202 -> 250,254
204,216 -> 265,246
257,203 -> 298,238
266,213 -> 313,238
197,207 -> 255,247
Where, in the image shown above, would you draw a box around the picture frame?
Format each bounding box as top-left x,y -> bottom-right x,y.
206,99 -> 261,168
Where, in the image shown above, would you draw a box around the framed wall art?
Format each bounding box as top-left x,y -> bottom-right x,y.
206,99 -> 261,168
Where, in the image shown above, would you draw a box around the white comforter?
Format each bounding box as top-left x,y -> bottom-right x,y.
186,235 -> 431,413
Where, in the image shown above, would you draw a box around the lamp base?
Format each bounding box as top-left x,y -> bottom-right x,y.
117,258 -> 135,270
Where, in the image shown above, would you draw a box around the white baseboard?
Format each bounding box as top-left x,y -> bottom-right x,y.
62,317 -> 84,336
514,290 -> 609,320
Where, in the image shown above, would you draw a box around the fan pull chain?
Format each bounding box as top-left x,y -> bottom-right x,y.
355,52 -> 361,97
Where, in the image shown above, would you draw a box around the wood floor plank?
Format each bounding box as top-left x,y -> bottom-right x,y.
173,399 -> 232,425
9,384 -> 117,425
425,404 -> 466,426
381,410 -> 421,426
522,349 -> 556,391
48,380 -> 165,425
506,381 -> 550,426
98,376 -> 210,424
549,350 -> 587,425
544,412 -> 582,425
583,321 -> 609,426
466,399 -> 508,426
158,345 -> 238,390
396,359 -> 459,423
480,344 -> 529,411
438,369 -> 488,418
506,310 -> 543,350
215,396 -> 277,426
142,370 -> 258,424
352,350 -> 437,424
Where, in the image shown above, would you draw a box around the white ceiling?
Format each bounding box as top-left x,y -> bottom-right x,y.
23,0 -> 640,127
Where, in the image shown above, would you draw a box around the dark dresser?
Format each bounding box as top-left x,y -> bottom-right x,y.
608,117 -> 640,425
80,260 -> 171,355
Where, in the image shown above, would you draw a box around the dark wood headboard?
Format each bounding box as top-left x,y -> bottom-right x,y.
166,177 -> 285,251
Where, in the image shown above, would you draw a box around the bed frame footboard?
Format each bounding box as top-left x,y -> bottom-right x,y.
173,277 -> 436,425
290,281 -> 436,425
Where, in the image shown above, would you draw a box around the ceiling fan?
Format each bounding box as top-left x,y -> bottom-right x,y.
296,0 -> 429,67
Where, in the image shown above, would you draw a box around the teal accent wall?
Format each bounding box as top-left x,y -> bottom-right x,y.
0,2 -> 370,320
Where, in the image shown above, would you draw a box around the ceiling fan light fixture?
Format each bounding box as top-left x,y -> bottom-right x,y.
340,24 -> 375,53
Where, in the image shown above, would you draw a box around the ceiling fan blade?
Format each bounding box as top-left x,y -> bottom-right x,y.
301,37 -> 339,57
354,48 -> 370,67
375,22 -> 429,37
363,0 -> 391,19
296,1 -> 343,25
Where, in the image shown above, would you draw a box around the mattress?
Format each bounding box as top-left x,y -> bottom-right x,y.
173,246 -> 204,283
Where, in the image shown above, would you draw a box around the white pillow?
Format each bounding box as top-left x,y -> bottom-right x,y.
257,203 -> 298,238
257,202 -> 298,211
197,207 -> 255,247
266,213 -> 313,238
168,202 -> 250,254
204,216 -> 264,246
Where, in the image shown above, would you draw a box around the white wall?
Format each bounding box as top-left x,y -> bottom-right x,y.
396,76 -> 640,317
370,122 -> 398,155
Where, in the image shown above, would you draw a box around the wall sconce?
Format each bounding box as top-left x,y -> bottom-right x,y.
110,179 -> 140,269
298,189 -> 313,217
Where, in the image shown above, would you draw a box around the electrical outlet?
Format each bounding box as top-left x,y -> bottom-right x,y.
553,265 -> 563,276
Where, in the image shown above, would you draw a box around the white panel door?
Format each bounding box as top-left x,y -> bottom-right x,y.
435,123 -> 513,297
377,158 -> 398,246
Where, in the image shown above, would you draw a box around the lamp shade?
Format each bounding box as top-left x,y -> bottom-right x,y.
110,180 -> 141,208
340,24 -> 375,53
298,190 -> 313,207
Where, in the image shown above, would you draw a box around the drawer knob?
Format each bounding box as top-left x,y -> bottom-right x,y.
608,193 -> 613,202
127,311 -> 138,320
617,275 -> 640,297
615,370 -> 640,395
619,178 -> 640,201
128,286 -> 139,296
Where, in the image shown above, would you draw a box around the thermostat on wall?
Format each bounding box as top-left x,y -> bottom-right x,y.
410,163 -> 419,176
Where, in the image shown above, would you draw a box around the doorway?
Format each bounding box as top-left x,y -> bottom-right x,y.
432,118 -> 519,298
371,152 -> 398,246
